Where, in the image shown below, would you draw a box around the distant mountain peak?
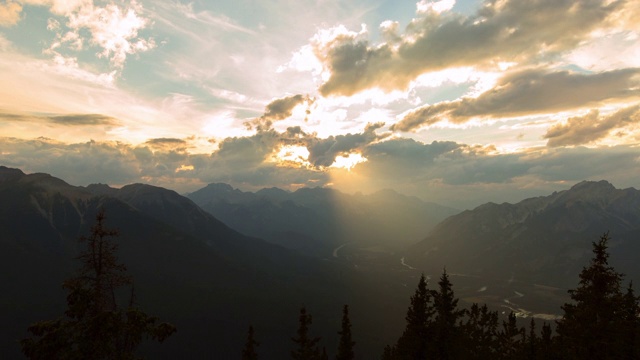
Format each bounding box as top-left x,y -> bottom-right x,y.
85,183 -> 118,196
204,183 -> 234,192
0,166 -> 25,182
569,180 -> 615,192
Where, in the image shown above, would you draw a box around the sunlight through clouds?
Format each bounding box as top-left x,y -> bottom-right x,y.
2,0 -> 640,208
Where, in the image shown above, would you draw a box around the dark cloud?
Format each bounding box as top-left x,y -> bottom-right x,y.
144,138 -> 189,152
544,104 -> 640,146
316,0 -> 625,96
392,68 -> 640,131
305,122 -> 387,167
3,135 -> 640,208
0,111 -> 120,126
48,114 -> 119,126
244,94 -> 314,131
263,94 -> 309,121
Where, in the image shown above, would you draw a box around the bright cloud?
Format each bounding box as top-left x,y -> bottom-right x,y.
0,1 -> 22,27
2,0 -> 640,208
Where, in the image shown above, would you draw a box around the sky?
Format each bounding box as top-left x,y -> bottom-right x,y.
1,0 -> 639,209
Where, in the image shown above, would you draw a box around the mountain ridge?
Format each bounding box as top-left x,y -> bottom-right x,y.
405,180 -> 640,288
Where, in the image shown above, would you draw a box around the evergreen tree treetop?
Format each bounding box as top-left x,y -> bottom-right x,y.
21,209 -> 176,360
336,304 -> 355,360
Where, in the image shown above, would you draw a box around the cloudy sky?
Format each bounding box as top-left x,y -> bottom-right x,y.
1,0 -> 639,208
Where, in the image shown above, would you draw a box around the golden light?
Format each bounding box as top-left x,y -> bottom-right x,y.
330,153 -> 367,171
175,165 -> 194,173
271,145 -> 312,167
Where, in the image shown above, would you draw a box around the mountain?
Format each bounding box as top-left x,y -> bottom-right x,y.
404,180 -> 640,289
0,166 -> 411,359
187,183 -> 458,257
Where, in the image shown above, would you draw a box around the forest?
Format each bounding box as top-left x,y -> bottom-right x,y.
20,211 -> 639,360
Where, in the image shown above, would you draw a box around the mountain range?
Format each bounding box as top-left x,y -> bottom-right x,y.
404,180 -> 640,290
0,166 -> 410,359
187,183 -> 457,258
2,165 -> 640,358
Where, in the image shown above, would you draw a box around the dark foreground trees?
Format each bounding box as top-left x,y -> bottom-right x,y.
21,210 -> 176,359
291,307 -> 322,360
556,232 -> 640,360
380,232 -> 640,360
242,325 -> 259,360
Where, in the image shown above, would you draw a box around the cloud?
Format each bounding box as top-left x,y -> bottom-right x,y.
263,94 -> 311,121
305,122 -> 387,167
3,135 -> 640,209
244,94 -> 315,131
144,137 -> 189,152
311,0 -> 626,96
392,68 -> 640,131
0,1 -> 21,27
48,113 -> 119,126
23,0 -> 155,70
544,104 -> 640,146
0,111 -> 119,126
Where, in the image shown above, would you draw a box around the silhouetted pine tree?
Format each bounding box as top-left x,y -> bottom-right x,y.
381,345 -> 395,360
21,210 -> 175,359
336,304 -> 355,360
291,307 -> 322,360
321,347 -> 329,360
460,303 -> 499,359
556,232 -> 625,360
621,282 -> 640,359
432,269 -> 464,360
538,322 -> 554,360
525,318 -> 538,360
393,274 -> 434,359
497,312 -> 525,359
242,325 -> 259,360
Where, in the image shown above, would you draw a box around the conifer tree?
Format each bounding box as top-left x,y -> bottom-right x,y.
381,345 -> 395,360
497,312 -> 524,359
525,318 -> 538,360
291,307 -> 322,360
556,232 -> 625,360
394,274 -> 434,359
432,269 -> 464,360
620,282 -> 640,359
21,209 -> 175,359
461,303 -> 498,359
321,347 -> 329,360
242,325 -> 259,360
336,304 -> 355,360
538,322 -> 554,360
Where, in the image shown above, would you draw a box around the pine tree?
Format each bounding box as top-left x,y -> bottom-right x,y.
291,307 -> 322,360
556,232 -> 625,360
620,282 -> 640,359
461,303 -> 498,359
432,269 -> 464,360
497,312 -> 524,359
321,347 -> 329,360
381,345 -> 395,360
242,325 -> 259,360
525,318 -> 538,360
336,304 -> 355,360
539,322 -> 554,360
394,274 -> 434,359
21,209 -> 175,359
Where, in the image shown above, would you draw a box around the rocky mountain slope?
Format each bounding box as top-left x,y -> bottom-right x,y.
404,180 -> 640,288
